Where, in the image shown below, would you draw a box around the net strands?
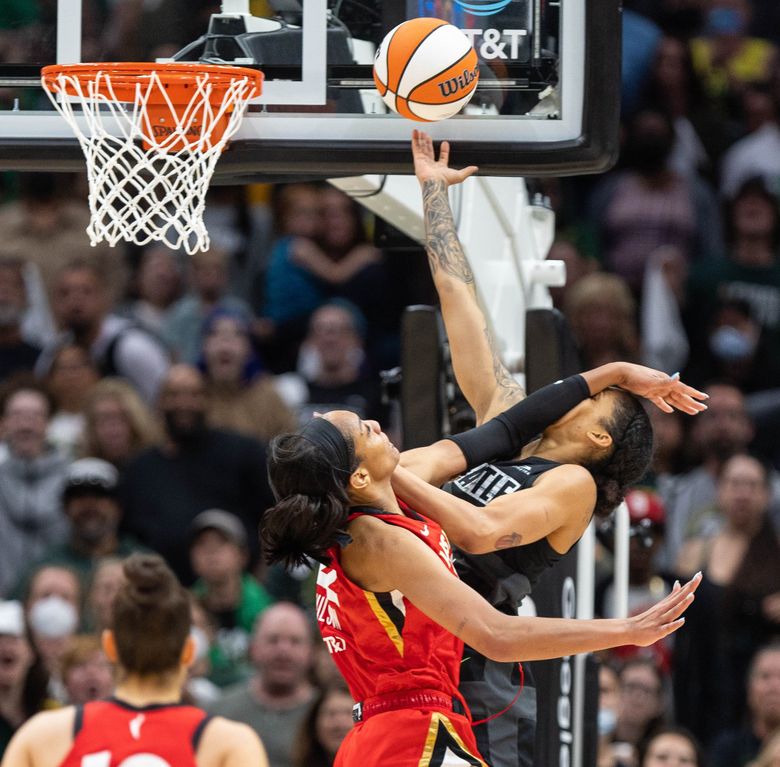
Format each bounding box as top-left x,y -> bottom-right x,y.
42,65 -> 262,254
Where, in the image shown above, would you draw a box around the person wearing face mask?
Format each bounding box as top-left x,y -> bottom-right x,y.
691,0 -> 777,115
588,108 -> 722,296
683,298 -> 780,393
11,459 -> 147,603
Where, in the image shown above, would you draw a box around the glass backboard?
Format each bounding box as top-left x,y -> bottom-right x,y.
0,0 -> 621,180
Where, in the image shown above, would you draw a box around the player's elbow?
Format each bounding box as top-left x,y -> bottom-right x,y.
466,617 -> 520,662
456,518 -> 501,555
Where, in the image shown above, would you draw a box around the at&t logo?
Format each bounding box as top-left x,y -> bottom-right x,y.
454,0 -> 513,16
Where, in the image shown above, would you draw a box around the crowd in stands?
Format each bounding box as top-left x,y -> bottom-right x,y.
0,0 -> 780,765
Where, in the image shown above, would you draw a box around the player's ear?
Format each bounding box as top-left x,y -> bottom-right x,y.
180,634 -> 196,668
101,630 -> 119,663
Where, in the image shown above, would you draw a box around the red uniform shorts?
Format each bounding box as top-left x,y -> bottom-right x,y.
335,707 -> 487,767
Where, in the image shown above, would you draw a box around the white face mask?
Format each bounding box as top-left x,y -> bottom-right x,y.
598,707 -> 618,737
28,596 -> 79,638
190,627 -> 210,663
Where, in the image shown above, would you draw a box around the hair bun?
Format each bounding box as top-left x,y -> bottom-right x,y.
122,554 -> 172,606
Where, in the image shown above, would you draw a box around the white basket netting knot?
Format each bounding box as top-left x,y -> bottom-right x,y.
42,65 -> 261,255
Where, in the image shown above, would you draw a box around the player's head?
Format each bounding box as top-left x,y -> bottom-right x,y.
104,554 -> 192,681
546,388 -> 653,517
263,411 -> 399,568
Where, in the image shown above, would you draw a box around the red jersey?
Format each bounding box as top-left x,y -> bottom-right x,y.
316,502 -> 466,709
59,699 -> 212,767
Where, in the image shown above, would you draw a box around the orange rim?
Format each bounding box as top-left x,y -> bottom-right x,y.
41,62 -> 264,104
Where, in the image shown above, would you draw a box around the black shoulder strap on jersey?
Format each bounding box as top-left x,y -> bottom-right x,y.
73,704 -> 85,738
192,713 -> 215,752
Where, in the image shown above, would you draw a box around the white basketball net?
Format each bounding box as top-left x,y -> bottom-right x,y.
43,68 -> 259,254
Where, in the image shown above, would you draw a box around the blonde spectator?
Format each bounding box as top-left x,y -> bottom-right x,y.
564,272 -> 640,369
85,557 -> 125,632
81,378 -> 161,469
59,635 -> 113,705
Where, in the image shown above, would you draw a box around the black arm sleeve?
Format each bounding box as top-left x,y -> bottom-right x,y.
445,374 -> 591,468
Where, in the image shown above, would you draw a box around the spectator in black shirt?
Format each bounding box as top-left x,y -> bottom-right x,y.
119,364 -> 273,583
0,261 -> 40,383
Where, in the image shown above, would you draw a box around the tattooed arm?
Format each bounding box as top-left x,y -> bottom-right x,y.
413,129 -> 525,424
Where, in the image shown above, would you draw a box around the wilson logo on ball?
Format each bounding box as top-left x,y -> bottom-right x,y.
438,65 -> 479,97
373,17 -> 480,122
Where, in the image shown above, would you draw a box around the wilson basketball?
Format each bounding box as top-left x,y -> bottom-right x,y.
373,17 -> 479,122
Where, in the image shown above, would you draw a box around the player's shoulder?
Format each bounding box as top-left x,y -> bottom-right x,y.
21,706 -> 76,737
198,717 -> 266,764
538,462 -> 596,491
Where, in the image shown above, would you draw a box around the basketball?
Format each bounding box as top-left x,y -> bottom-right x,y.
373,17 -> 479,122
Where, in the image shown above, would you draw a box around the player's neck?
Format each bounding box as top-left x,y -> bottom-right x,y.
113,670 -> 185,707
350,480 -> 402,516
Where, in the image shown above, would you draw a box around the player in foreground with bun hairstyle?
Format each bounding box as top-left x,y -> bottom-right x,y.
263,403 -> 702,767
1,554 -> 268,767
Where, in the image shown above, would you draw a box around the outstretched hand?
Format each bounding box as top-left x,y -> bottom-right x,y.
412,129 -> 478,187
628,572 -> 702,646
617,364 -> 709,415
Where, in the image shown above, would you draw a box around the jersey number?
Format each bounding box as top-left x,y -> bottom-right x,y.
82,753 -> 172,767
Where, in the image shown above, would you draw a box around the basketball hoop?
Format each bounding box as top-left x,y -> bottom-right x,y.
41,62 -> 263,254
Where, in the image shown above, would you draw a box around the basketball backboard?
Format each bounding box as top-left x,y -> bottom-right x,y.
0,0 -> 621,180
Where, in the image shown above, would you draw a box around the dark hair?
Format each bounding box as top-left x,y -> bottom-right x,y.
0,375 -> 55,419
724,176 -> 780,248
112,554 -> 191,676
291,681 -> 353,767
263,431 -> 359,569
638,726 -> 706,767
584,391 -> 653,518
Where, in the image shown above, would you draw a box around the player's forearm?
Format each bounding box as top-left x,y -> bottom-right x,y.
421,179 -> 476,290
485,615 -> 634,662
580,362 -> 630,396
392,466 -> 487,550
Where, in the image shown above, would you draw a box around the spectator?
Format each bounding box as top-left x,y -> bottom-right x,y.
684,298 -> 780,392
15,458 -> 144,599
640,36 -> 727,177
189,509 -> 273,688
598,490 -> 675,671
291,681 -> 354,767
59,634 -> 113,705
639,727 -> 707,767
674,456 -> 780,741
283,301 -> 385,424
43,344 -> 99,458
621,9 -> 663,117
163,247 -> 251,365
122,245 -> 183,337
208,602 -> 316,767
691,0 -> 777,120
0,260 -> 41,382
687,177 -> 780,352
23,565 -> 81,702
85,557 -> 124,632
0,384 -> 68,597
598,662 -> 632,767
546,238 -> 597,311
37,262 -> 171,404
187,597 -> 222,708
709,643 -> 780,767
200,308 -> 297,442
720,83 -> 780,198
748,728 -> 780,767
81,378 -> 161,471
613,658 -> 668,758
656,383 -> 767,569
0,174 -> 125,306
589,108 -> 722,293
563,272 -> 640,369
120,364 -> 273,582
0,600 -> 51,759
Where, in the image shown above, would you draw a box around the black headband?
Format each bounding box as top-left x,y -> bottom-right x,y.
299,417 -> 354,487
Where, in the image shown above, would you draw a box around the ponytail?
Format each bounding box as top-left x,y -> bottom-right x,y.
264,428 -> 358,568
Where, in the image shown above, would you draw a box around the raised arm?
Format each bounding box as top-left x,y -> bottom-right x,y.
413,129 -> 523,423
345,516 -> 701,662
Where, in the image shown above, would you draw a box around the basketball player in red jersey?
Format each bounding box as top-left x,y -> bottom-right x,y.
1,554 -> 268,767
263,408 -> 702,767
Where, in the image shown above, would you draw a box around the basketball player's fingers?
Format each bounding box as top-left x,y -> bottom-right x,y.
457,165 -> 479,181
648,395 -> 674,414
669,391 -> 708,414
658,618 -> 686,639
439,140 -> 451,165
673,381 -> 708,400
